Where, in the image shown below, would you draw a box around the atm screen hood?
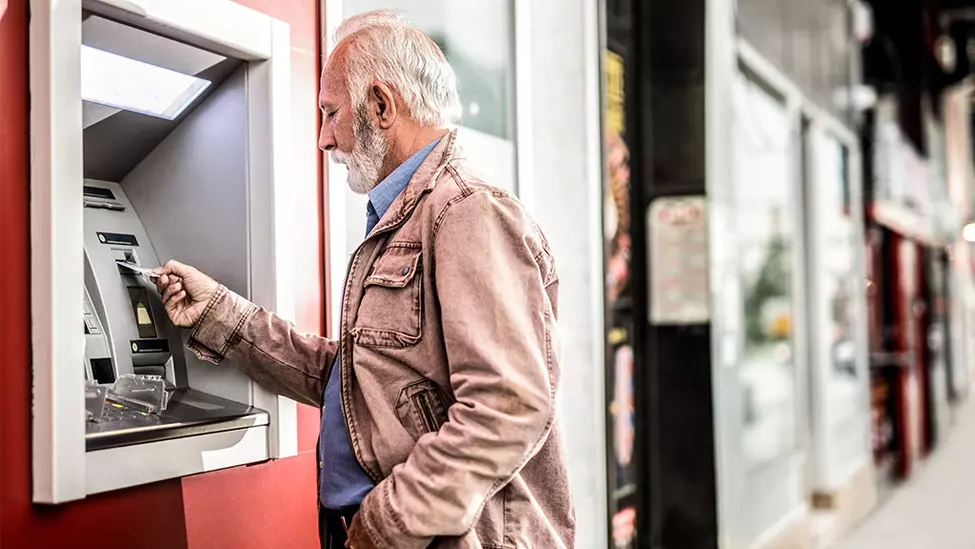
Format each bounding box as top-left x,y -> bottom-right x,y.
81,13 -> 243,182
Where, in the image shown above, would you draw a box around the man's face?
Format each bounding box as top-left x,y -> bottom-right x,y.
318,51 -> 390,194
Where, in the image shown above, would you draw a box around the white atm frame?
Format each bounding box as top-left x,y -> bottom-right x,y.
30,0 -> 298,504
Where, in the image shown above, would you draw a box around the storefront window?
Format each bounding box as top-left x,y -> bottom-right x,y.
340,0 -> 517,191
731,72 -> 799,467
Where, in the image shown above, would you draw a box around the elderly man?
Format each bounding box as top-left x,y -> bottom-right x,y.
154,10 -> 574,549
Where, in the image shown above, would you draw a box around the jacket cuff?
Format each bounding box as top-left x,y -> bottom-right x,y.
186,285 -> 256,363
359,480 -> 431,549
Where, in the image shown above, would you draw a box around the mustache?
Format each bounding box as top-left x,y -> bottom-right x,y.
330,150 -> 349,165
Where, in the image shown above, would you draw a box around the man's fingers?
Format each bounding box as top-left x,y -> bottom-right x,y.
155,273 -> 169,291
155,273 -> 181,292
165,289 -> 186,309
162,281 -> 183,303
157,259 -> 190,278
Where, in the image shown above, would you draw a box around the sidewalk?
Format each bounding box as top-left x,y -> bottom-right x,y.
830,402 -> 975,549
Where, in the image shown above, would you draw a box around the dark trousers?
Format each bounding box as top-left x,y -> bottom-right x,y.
319,505 -> 360,549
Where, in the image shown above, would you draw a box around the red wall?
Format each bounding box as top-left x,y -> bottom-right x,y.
0,1 -> 325,547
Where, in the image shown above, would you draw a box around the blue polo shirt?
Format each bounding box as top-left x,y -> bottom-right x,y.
319,137 -> 441,509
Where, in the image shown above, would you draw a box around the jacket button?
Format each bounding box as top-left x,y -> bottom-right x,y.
401,266 -> 410,276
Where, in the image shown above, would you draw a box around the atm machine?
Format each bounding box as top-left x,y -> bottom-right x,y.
30,0 -> 297,503
82,179 -> 266,451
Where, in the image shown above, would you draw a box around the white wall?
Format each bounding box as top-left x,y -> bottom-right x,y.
523,1 -> 607,547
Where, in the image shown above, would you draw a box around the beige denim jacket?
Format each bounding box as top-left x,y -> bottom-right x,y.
186,131 -> 575,548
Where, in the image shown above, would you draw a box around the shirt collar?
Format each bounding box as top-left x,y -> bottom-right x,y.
367,137 -> 442,220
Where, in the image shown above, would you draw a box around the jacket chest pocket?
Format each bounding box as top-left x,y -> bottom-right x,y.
353,242 -> 423,348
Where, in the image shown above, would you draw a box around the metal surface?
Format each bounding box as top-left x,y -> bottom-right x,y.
84,179 -> 185,382
81,13 -> 241,182
83,57 -> 242,182
119,63 -> 254,403
85,424 -> 270,496
31,0 -> 298,503
86,388 -> 269,451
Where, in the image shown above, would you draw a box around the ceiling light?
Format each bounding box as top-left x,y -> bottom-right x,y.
80,45 -> 211,120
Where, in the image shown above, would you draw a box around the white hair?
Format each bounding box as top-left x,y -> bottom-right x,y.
333,10 -> 462,127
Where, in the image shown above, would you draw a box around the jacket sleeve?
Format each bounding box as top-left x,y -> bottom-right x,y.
358,191 -> 559,548
187,285 -> 335,408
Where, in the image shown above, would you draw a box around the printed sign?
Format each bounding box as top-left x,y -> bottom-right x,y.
605,51 -> 625,136
648,196 -> 710,324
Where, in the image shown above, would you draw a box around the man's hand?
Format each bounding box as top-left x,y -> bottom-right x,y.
153,260 -> 219,327
345,515 -> 378,549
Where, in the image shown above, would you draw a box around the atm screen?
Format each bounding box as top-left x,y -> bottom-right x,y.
127,286 -> 157,339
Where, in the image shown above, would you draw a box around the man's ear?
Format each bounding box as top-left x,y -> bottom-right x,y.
370,81 -> 398,129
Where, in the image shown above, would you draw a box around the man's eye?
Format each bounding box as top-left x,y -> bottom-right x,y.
327,110 -> 338,119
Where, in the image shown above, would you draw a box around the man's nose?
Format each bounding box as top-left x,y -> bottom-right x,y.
319,125 -> 336,152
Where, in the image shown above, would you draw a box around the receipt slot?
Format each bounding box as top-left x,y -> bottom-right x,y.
30,0 -> 297,503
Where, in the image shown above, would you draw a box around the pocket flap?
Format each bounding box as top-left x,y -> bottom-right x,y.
365,243 -> 422,288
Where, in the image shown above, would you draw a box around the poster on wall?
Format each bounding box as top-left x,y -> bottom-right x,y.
612,344 -> 635,488
604,49 -> 630,308
612,507 -> 637,549
648,196 -> 709,324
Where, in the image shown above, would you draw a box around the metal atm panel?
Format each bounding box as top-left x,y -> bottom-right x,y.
83,180 -> 183,382
83,180 -> 267,451
30,0 -> 293,503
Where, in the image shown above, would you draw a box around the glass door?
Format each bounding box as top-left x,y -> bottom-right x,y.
805,125 -> 870,497
718,67 -> 807,545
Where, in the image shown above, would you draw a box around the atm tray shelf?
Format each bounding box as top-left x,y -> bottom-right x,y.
85,388 -> 269,452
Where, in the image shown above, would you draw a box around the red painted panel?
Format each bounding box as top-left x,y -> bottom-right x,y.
182,452 -> 320,549
889,233 -> 912,479
4,485 -> 189,549
0,2 -> 189,547
232,0 -> 319,53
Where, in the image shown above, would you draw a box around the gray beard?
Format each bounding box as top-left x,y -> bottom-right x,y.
331,105 -> 390,195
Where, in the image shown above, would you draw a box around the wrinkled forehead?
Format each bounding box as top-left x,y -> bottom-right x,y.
319,42 -> 351,107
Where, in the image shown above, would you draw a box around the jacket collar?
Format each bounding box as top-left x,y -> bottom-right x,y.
368,129 -> 460,237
